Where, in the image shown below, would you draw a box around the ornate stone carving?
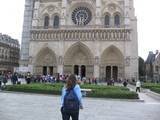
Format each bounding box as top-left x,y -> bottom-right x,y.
47,6 -> 55,13
29,56 -> 32,64
108,4 -> 116,12
59,56 -> 63,65
95,56 -> 99,65
44,54 -> 53,65
72,7 -> 92,26
31,28 -> 131,41
125,56 -> 130,66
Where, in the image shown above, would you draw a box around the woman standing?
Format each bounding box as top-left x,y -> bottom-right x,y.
61,74 -> 83,120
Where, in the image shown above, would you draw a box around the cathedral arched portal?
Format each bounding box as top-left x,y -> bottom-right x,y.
100,45 -> 124,81
64,42 -> 94,79
34,47 -> 57,75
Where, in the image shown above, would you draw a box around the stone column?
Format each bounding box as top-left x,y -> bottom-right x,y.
96,0 -> 101,25
79,66 -> 81,77
94,56 -> 100,80
111,66 -> 113,79
124,0 -> 130,28
124,56 -> 131,79
61,0 -> 67,25
58,0 -> 65,72
27,56 -> 33,74
58,65 -> 63,75
32,0 -> 40,27
94,65 -> 100,78
58,56 -> 63,75
47,67 -> 50,75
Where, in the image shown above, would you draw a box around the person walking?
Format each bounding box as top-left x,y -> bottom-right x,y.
0,73 -> 3,89
26,72 -> 31,84
136,80 -> 141,92
123,79 -> 128,87
2,74 -> 8,87
61,74 -> 83,120
11,73 -> 18,85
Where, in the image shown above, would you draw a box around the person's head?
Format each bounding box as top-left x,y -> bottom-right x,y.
66,74 -> 77,89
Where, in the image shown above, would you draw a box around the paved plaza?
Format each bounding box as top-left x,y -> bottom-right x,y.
0,91 -> 160,120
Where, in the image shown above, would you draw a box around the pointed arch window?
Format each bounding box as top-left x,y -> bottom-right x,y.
44,16 -> 49,29
114,14 -> 120,27
104,14 -> 110,27
53,15 -> 59,28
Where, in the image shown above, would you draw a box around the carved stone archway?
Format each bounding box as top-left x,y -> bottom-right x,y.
64,42 -> 94,78
34,47 -> 57,75
100,45 -> 124,81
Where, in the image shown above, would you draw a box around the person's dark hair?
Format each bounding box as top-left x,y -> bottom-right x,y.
66,74 -> 77,89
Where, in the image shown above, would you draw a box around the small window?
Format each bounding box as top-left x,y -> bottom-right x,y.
44,16 -> 49,29
114,14 -> 120,27
104,15 -> 110,27
53,15 -> 59,28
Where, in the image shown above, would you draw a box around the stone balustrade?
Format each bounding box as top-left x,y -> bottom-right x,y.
31,27 -> 131,41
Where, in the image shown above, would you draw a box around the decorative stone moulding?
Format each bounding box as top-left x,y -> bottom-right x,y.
31,28 -> 131,41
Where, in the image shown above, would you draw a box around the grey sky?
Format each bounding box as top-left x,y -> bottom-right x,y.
0,0 -> 159,60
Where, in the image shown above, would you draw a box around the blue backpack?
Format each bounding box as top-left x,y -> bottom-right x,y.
63,87 -> 80,112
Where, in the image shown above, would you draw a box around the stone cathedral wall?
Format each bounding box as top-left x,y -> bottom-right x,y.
21,0 -> 138,81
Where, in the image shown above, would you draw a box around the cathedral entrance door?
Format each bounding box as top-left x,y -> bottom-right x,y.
81,65 -> 86,78
74,65 -> 79,75
43,66 -> 47,75
112,66 -> 118,81
49,66 -> 53,75
106,66 -> 111,81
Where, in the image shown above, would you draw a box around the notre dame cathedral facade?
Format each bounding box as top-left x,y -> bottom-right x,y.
20,0 -> 138,81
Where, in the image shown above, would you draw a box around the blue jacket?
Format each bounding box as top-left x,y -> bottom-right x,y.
61,84 -> 83,107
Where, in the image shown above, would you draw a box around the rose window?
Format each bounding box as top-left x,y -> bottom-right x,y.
72,7 -> 92,26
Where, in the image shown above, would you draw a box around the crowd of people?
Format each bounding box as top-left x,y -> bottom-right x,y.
0,72 -> 98,88
0,72 -> 8,89
0,72 -> 19,89
0,71 -> 142,94
23,73 -> 99,85
0,71 -> 125,84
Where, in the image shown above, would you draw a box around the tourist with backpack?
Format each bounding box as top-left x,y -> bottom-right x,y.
61,74 -> 83,120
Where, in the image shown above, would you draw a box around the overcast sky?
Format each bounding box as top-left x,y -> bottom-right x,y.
0,0 -> 160,60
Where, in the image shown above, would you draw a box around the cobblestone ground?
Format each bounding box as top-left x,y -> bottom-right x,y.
0,92 -> 160,120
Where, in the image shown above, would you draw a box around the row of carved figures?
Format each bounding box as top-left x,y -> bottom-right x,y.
31,29 -> 131,41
